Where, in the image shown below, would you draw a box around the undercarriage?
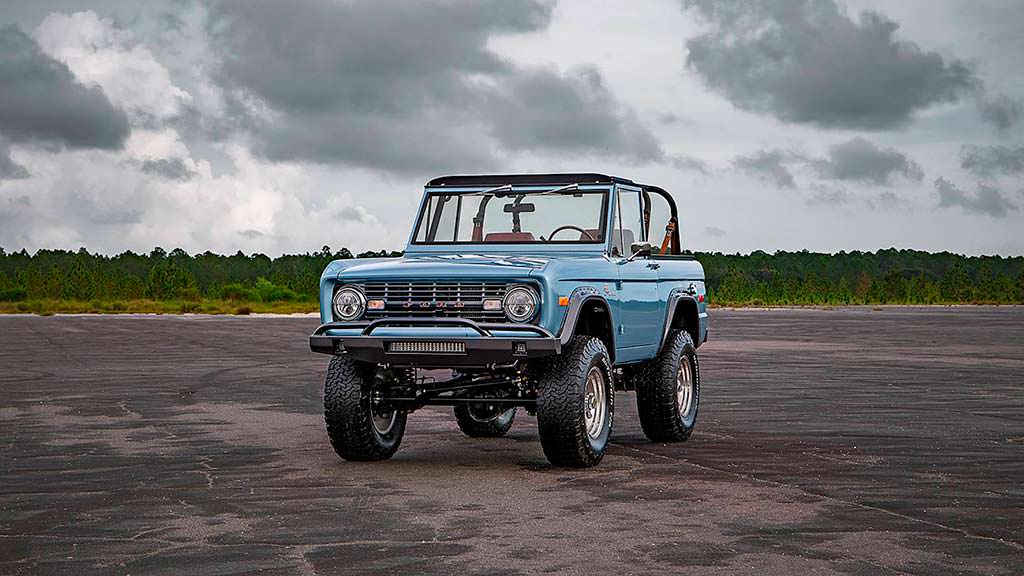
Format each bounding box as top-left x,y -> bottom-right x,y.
373,365 -> 539,414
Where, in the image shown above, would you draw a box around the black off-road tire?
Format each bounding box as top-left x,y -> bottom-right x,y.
536,336 -> 614,467
323,356 -> 406,461
635,330 -> 700,442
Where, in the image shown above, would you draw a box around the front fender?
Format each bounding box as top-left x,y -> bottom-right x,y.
554,287 -> 616,362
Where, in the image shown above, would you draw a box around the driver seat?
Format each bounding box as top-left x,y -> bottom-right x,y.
578,228 -> 600,241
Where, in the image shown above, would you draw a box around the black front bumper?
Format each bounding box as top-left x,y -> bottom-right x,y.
309,318 -> 561,367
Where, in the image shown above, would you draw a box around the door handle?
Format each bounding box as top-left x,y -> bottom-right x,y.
646,262 -> 660,270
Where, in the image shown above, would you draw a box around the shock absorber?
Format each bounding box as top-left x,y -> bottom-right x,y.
515,364 -> 538,415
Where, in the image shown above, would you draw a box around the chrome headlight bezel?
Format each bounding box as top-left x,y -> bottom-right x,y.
502,285 -> 539,323
332,286 -> 366,321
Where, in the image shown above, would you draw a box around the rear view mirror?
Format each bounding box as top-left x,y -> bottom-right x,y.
503,202 -> 535,214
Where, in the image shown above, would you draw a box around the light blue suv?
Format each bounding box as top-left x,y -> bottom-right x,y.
310,174 -> 708,467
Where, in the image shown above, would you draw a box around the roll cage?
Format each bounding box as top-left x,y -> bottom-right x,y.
413,173 -> 683,255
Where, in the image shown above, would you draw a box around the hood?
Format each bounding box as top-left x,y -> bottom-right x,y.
331,254 -> 551,281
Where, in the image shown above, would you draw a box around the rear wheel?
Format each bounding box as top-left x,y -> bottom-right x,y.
635,330 -> 700,442
536,336 -> 614,467
323,356 -> 407,461
454,404 -> 516,437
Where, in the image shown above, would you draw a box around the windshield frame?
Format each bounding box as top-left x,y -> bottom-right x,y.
409,185 -> 612,246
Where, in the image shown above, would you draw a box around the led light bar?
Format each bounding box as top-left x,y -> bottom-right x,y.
388,341 -> 466,354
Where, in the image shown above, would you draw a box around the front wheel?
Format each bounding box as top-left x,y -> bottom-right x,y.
536,336 -> 614,467
635,330 -> 700,442
323,356 -> 407,461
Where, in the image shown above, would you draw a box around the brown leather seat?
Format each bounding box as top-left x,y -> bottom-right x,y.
483,232 -> 536,242
578,228 -> 601,241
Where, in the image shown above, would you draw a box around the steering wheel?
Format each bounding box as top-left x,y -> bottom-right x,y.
546,225 -> 595,242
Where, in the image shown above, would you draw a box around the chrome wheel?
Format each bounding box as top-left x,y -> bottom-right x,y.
676,356 -> 694,418
371,406 -> 397,435
583,366 -> 608,439
370,373 -> 397,435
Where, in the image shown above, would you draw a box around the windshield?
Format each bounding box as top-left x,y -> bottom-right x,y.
412,188 -> 608,244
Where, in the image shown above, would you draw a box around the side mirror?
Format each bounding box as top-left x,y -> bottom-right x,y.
627,242 -> 653,261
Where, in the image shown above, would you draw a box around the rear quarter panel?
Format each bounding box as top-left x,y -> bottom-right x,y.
654,257 -> 709,345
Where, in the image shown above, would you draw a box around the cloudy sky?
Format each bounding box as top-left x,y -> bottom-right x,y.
1,0 -> 1022,256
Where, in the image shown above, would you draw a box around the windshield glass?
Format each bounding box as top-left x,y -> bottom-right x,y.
412,189 -> 608,244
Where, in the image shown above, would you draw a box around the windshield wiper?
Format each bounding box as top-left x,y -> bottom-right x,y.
480,184 -> 513,196
540,183 -> 579,195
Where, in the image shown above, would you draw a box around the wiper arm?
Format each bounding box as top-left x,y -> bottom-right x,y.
541,183 -> 579,195
480,184 -> 513,196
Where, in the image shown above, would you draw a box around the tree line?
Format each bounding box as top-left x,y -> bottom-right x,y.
0,246 -> 1022,307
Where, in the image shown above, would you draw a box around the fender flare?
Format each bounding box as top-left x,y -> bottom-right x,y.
659,288 -> 701,352
556,287 -> 616,359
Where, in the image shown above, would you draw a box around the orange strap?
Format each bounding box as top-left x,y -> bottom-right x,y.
659,218 -> 676,255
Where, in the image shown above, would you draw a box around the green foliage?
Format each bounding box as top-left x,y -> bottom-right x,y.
694,249 -> 1024,306
0,287 -> 27,302
255,278 -> 298,302
0,246 -> 1022,309
216,283 -> 261,302
146,260 -> 197,300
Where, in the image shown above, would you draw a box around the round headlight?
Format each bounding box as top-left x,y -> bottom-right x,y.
503,286 -> 538,323
332,287 -> 366,321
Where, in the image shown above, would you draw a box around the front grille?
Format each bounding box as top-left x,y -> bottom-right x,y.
362,281 -> 511,323
388,341 -> 466,354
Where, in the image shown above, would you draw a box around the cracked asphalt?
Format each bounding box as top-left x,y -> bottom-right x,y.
1,307 -> 1023,575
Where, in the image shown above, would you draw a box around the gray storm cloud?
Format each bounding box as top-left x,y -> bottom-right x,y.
977,93 -> 1022,133
733,149 -> 801,189
0,25 -> 129,150
811,137 -> 923,185
0,138 -> 29,180
682,0 -> 978,130
734,138 -> 923,190
138,157 -> 196,181
934,177 -> 1017,218
480,66 -> 662,161
961,144 -> 1024,177
210,0 -> 661,174
670,154 -> 710,175
807,185 -> 850,206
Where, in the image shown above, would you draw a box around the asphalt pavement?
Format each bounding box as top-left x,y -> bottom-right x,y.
1,308 -> 1022,575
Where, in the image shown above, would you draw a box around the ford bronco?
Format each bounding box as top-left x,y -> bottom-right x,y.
309,173 -> 708,467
